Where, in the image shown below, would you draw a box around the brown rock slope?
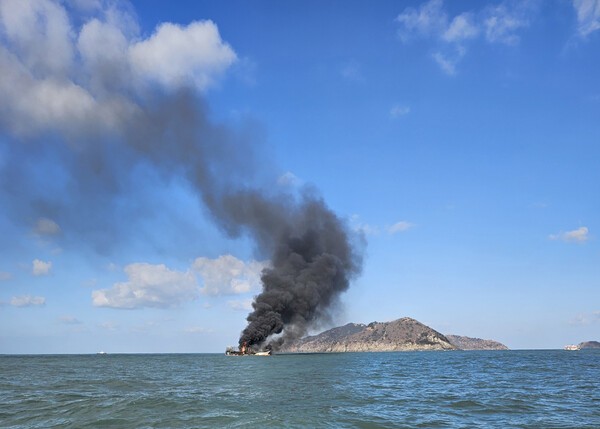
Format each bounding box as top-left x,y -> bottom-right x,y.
446,335 -> 508,350
578,341 -> 600,349
281,317 -> 455,352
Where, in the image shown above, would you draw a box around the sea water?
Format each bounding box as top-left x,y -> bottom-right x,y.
1,350 -> 599,428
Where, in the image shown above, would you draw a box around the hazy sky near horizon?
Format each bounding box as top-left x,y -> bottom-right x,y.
1,0 -> 599,353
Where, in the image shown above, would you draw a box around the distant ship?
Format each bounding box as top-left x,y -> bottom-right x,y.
97,351 -> 108,355
564,344 -> 580,351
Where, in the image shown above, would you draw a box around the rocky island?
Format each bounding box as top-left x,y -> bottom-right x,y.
578,341 -> 600,349
446,335 -> 509,350
280,317 -> 508,353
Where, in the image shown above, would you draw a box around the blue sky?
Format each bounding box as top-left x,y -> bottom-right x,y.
1,0 -> 599,353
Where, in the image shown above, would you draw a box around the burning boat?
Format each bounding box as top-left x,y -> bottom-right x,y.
225,342 -> 271,356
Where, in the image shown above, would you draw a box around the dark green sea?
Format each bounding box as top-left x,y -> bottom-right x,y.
1,350 -> 599,428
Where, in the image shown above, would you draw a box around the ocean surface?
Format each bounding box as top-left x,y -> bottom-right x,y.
1,350 -> 599,428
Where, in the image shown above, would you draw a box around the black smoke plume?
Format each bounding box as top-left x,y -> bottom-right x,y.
1,88 -> 363,347
0,5 -> 363,346
136,96 -> 364,348
127,95 -> 364,349
236,192 -> 362,349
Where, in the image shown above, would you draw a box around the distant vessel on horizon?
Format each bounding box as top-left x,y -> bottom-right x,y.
563,344 -> 580,351
97,351 -> 107,355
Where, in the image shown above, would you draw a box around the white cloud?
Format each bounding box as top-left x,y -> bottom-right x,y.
0,271 -> 11,281
482,4 -> 529,45
396,0 -> 535,74
443,13 -> 479,43
34,217 -> 61,235
227,298 -> 254,312
0,0 -> 125,137
11,295 -> 46,307
193,254 -> 266,296
59,315 -> 82,325
388,221 -> 415,234
0,49 -> 109,136
32,259 -> 52,276
432,52 -> 459,75
0,0 -> 73,76
432,46 -> 466,76
92,263 -> 199,309
77,17 -> 131,92
396,0 -> 447,42
129,21 -> 237,91
549,226 -> 589,243
351,216 -> 416,236
0,1 -> 237,138
92,255 -> 265,308
572,0 -> 600,37
390,104 -> 411,118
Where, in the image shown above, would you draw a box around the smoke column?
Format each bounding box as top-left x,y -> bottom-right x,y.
236,192 -> 362,349
126,95 -> 363,349
0,1 -> 363,346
